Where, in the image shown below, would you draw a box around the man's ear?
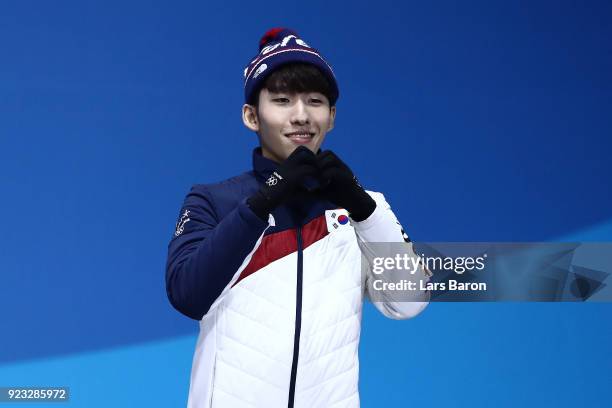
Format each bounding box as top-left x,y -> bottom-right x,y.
242,104 -> 259,132
327,105 -> 336,132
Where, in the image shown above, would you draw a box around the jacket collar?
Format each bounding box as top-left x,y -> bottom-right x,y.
252,147 -> 279,180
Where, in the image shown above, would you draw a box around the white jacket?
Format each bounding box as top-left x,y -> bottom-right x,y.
166,155 -> 429,408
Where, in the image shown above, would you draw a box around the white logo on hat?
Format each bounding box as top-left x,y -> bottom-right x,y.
253,63 -> 267,79
280,34 -> 296,46
260,35 -> 310,56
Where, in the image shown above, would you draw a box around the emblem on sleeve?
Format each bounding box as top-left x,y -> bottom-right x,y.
325,209 -> 352,232
174,210 -> 191,237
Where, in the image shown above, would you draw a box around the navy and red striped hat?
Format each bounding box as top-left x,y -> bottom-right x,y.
243,28 -> 339,106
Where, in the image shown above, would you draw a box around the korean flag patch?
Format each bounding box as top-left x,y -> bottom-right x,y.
325,209 -> 352,232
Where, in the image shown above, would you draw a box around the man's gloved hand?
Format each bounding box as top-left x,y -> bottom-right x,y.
247,146 -> 318,221
316,150 -> 376,222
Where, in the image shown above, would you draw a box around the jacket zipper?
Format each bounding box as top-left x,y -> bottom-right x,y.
287,225 -> 303,408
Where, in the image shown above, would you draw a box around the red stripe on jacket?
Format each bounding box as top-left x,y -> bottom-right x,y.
233,215 -> 329,287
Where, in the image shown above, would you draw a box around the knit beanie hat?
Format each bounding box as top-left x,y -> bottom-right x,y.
243,28 -> 339,106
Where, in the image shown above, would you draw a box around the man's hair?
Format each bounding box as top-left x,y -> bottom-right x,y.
249,62 -> 335,108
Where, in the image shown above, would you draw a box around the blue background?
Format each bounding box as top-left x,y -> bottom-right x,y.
1,0 -> 611,406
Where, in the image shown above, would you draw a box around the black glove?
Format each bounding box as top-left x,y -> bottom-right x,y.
316,150 -> 376,222
247,146 -> 318,221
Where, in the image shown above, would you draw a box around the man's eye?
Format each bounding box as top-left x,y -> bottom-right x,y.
273,98 -> 289,103
310,98 -> 322,104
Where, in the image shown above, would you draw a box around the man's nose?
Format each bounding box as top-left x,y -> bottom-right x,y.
290,100 -> 309,124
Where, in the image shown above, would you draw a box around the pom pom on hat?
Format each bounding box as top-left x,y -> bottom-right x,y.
259,27 -> 297,51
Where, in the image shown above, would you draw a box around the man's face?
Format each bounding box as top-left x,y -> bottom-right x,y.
243,88 -> 336,163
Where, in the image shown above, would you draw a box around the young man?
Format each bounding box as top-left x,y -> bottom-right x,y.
166,28 -> 430,408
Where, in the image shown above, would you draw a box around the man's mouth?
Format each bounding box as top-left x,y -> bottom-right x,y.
285,132 -> 315,144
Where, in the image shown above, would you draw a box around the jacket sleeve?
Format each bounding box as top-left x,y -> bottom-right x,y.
351,191 -> 431,320
165,186 -> 270,320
